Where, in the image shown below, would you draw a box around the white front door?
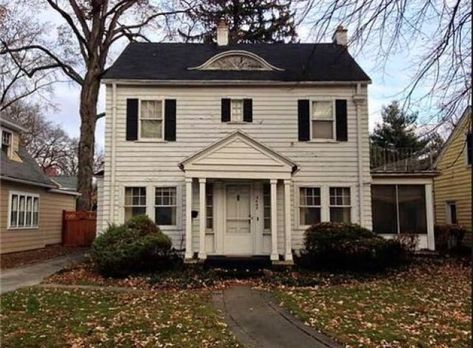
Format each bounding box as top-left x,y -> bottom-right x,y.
224,184 -> 253,255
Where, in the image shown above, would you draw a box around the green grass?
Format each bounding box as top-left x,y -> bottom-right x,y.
1,287 -> 240,347
275,260 -> 471,347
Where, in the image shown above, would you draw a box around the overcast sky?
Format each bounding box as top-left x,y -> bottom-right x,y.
41,14 -> 435,151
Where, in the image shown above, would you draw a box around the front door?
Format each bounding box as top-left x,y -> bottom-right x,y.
224,184 -> 253,255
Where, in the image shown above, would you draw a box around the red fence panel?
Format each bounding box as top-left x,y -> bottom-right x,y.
62,210 -> 97,247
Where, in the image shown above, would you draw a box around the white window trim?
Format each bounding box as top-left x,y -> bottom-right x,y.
297,185 -> 322,229
328,186 -> 352,222
230,98 -> 244,123
8,191 -> 40,230
138,98 -> 165,141
309,98 -> 337,141
154,184 -> 181,230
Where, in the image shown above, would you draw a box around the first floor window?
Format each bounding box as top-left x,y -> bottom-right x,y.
372,185 -> 427,234
155,187 -> 177,226
446,201 -> 457,224
312,100 -> 334,140
9,193 -> 39,228
300,187 -> 321,225
140,100 -> 163,139
124,187 -> 146,221
329,187 -> 351,223
263,183 -> 271,232
206,183 -> 213,230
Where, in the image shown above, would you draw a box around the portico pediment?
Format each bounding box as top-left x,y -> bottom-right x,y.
179,131 -> 297,179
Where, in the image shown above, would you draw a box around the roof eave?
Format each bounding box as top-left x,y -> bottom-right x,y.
1,175 -> 57,188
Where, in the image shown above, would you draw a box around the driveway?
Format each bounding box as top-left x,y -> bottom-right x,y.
213,286 -> 342,348
0,251 -> 87,294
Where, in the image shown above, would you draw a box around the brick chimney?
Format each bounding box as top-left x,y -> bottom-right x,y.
332,25 -> 348,47
216,20 -> 229,46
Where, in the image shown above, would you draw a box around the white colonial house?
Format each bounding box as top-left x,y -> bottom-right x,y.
97,24 -> 436,264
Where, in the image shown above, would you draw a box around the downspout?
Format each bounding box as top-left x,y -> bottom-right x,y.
109,83 -> 117,222
354,83 -> 365,226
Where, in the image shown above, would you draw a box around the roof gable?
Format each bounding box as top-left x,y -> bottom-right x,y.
180,131 -> 297,178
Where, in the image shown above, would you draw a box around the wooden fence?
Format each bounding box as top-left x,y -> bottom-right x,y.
62,210 -> 97,247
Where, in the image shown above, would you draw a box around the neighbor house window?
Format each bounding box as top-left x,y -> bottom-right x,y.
206,183 -> 213,230
446,201 -> 457,224
2,130 -> 12,155
299,187 -> 321,226
263,183 -> 271,233
372,185 -> 427,234
155,187 -> 176,226
329,187 -> 351,223
467,133 -> 472,165
9,192 -> 39,228
312,100 -> 334,139
231,99 -> 243,122
140,100 -> 163,139
124,187 -> 146,221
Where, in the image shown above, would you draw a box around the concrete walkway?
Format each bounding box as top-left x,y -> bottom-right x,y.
213,286 -> 342,348
0,252 -> 87,295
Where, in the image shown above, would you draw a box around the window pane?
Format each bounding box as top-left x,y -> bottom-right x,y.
330,207 -> 351,223
33,197 -> 39,226
155,187 -> 176,206
10,195 -> 18,227
231,100 -> 243,122
18,196 -> 25,226
141,100 -> 162,119
125,207 -> 146,221
300,207 -> 321,225
263,184 -> 271,230
300,187 -> 320,206
155,207 -> 176,225
372,185 -> 398,234
141,120 -> 162,139
398,185 -> 427,234
206,184 -> 213,229
312,120 -> 333,139
26,197 -> 32,226
330,187 -> 350,206
312,101 -> 333,119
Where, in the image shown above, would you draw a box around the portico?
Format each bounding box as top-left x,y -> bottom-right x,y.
179,131 -> 297,263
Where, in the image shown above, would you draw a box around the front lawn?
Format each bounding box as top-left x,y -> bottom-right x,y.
275,260 -> 471,347
0,287 -> 240,348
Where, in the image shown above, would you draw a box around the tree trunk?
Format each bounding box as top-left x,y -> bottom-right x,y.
76,73 -> 100,210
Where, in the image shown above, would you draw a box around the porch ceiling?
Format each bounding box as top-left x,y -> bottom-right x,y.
179,131 -> 297,179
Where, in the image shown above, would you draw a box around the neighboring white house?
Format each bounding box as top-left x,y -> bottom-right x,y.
98,24 -> 435,263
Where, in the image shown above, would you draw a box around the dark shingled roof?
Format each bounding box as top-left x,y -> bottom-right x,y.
51,176 -> 78,191
103,43 -> 371,82
1,146 -> 56,187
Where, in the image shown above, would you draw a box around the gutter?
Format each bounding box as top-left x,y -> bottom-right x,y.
0,119 -> 26,133
1,176 -> 56,189
101,79 -> 372,86
48,188 -> 81,196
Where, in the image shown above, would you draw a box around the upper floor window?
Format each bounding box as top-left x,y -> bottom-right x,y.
231,99 -> 243,122
155,187 -> 177,226
299,187 -> 321,226
312,100 -> 335,140
329,187 -> 351,223
124,187 -> 146,221
221,98 -> 253,123
140,100 -> 163,140
9,192 -> 39,229
2,130 -> 12,155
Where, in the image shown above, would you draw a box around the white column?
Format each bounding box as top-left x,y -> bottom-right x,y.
284,180 -> 293,262
270,179 -> 278,261
425,183 -> 435,250
185,178 -> 193,259
198,178 -> 207,259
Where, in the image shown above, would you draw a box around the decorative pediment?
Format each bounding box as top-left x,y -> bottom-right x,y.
188,50 -> 284,71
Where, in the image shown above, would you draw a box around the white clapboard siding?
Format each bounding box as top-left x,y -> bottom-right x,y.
99,84 -> 372,253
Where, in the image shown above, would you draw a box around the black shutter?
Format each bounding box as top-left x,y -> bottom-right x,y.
221,98 -> 231,122
335,99 -> 348,142
126,99 -> 138,141
298,99 -> 310,141
243,99 -> 253,122
164,99 -> 176,141
467,133 -> 473,165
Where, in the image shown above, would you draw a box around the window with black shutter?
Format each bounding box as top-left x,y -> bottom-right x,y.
467,133 -> 472,165
222,98 -> 253,123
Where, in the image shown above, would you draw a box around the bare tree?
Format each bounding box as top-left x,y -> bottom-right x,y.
0,3 -> 56,111
1,0 -> 189,209
301,0 -> 471,126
